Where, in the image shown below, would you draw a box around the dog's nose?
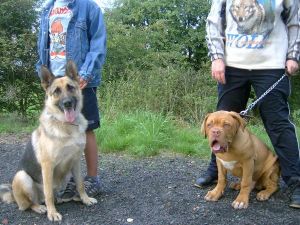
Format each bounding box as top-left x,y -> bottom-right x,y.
63,99 -> 73,109
212,128 -> 221,136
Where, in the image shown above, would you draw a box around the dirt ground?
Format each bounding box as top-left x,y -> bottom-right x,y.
0,134 -> 300,225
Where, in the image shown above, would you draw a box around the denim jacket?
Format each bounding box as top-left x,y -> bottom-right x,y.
36,0 -> 107,88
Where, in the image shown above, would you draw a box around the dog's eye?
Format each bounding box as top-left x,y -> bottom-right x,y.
207,122 -> 213,128
67,84 -> 75,92
53,87 -> 61,96
223,123 -> 231,128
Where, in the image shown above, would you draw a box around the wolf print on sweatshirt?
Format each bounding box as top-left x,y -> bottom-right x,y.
206,0 -> 300,69
229,0 -> 275,35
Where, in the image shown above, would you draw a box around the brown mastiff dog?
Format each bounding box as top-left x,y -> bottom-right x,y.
201,111 -> 280,209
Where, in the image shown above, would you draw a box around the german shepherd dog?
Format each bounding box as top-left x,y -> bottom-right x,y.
0,61 -> 97,221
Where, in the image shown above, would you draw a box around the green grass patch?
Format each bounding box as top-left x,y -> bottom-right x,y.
0,113 -> 37,133
96,111 -> 209,157
1,111 -> 299,159
248,124 -> 272,148
96,111 -> 300,157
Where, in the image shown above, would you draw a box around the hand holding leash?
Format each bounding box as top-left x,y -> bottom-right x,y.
285,59 -> 299,76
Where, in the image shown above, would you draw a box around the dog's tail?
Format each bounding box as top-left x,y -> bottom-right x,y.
0,184 -> 14,203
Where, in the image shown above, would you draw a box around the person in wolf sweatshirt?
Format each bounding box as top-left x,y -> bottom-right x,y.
195,0 -> 300,208
36,0 -> 106,201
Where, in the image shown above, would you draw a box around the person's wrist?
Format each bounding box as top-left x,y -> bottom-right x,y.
286,58 -> 298,63
212,58 -> 224,62
211,54 -> 224,62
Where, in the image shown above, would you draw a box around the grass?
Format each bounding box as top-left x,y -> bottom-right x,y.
248,124 -> 272,148
96,111 -> 210,157
1,111 -> 299,158
0,113 -> 38,133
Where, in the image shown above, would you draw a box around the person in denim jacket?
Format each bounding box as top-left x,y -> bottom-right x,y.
36,0 -> 106,201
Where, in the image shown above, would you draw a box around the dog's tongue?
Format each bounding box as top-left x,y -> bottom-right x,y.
64,109 -> 76,123
212,142 -> 221,151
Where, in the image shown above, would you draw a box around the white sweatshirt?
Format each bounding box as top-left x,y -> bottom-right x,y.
206,0 -> 300,69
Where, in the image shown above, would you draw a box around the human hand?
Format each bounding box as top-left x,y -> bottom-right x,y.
79,77 -> 88,89
211,58 -> 226,84
285,60 -> 299,76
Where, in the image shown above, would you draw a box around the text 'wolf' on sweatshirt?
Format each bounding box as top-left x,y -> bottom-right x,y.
206,0 -> 300,70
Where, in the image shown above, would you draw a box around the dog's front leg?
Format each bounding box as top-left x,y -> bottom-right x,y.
72,160 -> 97,206
205,159 -> 227,201
232,159 -> 254,209
41,161 -> 62,221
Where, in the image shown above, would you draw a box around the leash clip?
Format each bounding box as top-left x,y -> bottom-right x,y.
239,110 -> 252,122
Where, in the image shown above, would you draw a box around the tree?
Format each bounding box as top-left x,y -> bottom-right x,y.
0,0 -> 43,116
106,0 -> 210,70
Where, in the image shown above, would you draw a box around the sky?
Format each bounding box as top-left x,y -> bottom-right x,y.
94,0 -> 114,10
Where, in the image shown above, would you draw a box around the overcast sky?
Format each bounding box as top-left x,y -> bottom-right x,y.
94,0 -> 114,10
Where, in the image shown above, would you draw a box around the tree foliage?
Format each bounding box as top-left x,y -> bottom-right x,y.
103,0 -> 210,81
0,0 -> 299,122
0,0 -> 43,116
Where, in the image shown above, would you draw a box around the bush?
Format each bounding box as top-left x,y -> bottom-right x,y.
100,62 -> 217,124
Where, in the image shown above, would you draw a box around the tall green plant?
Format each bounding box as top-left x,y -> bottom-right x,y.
0,0 -> 43,116
100,63 -> 216,123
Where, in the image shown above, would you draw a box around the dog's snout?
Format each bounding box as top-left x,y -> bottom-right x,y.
58,96 -> 77,113
63,99 -> 73,109
212,128 -> 221,136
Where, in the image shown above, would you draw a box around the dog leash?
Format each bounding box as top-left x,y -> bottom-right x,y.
239,73 -> 288,118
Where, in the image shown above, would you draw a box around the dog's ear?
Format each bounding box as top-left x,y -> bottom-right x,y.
40,65 -> 55,91
201,113 -> 211,138
65,60 -> 80,82
228,111 -> 246,131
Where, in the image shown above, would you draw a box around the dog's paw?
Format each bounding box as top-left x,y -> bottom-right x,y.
31,204 -> 47,214
82,197 -> 98,206
232,197 -> 249,209
256,190 -> 271,201
47,211 -> 62,221
204,190 -> 222,201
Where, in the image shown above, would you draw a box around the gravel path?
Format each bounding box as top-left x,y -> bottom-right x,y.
1,135 -> 300,225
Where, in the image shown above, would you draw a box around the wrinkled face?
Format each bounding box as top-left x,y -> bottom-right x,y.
41,61 -> 82,123
202,111 -> 244,154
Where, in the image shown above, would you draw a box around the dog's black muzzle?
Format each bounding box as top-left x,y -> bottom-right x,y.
58,97 -> 77,112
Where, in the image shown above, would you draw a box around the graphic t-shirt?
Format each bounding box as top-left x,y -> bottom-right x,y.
49,0 -> 73,76
206,0 -> 300,69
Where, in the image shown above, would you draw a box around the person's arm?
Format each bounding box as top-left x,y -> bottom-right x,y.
206,0 -> 226,61
283,0 -> 300,75
79,3 -> 107,85
206,0 -> 226,84
36,11 -> 45,78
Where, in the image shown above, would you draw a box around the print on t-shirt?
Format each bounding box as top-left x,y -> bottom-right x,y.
50,19 -> 66,59
49,6 -> 72,60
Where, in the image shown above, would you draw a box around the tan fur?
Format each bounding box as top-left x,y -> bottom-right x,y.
202,111 -> 280,209
0,184 -> 14,203
0,61 -> 97,221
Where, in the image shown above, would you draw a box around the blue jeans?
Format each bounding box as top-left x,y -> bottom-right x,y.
206,67 -> 300,183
